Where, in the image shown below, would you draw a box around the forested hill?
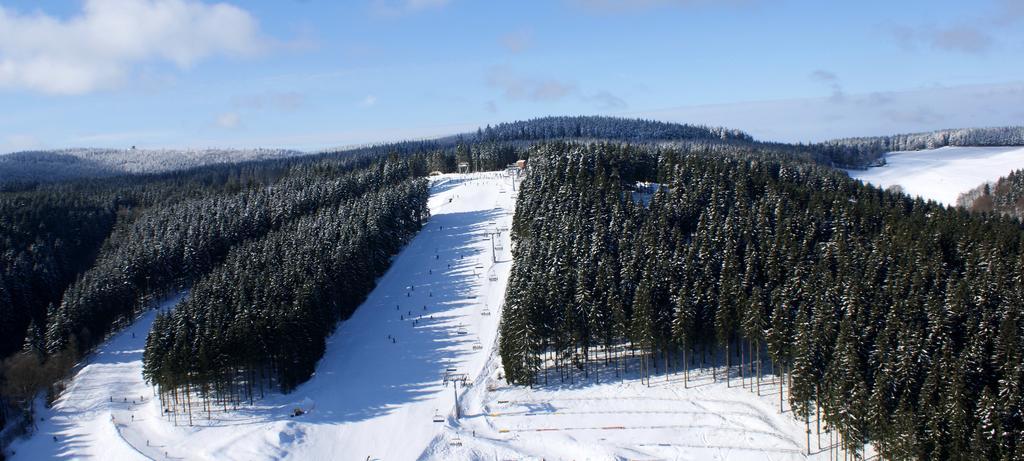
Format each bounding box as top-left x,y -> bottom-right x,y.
0,148 -> 304,185
816,126 -> 1024,168
0,117 -> 754,185
470,116 -> 753,143
499,142 -> 1024,459
6,118 -> 1023,185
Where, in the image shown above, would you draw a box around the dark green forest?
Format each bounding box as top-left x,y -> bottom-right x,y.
499,142 -> 1024,460
2,117 -> 1024,459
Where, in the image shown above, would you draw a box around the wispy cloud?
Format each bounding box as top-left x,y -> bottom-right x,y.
485,66 -> 628,109
360,95 -> 378,107
809,69 -> 845,102
0,0 -> 266,95
885,24 -> 994,54
216,112 -> 241,129
486,66 -> 577,101
569,0 -> 762,12
371,0 -> 450,16
883,0 -> 1023,55
589,90 -> 628,109
499,29 -> 533,54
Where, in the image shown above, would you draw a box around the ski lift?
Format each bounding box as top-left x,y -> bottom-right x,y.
481,307 -> 492,316
488,271 -> 498,281
450,437 -> 463,446
472,340 -> 483,350
456,324 -> 468,335
432,410 -> 444,423
495,240 -> 504,250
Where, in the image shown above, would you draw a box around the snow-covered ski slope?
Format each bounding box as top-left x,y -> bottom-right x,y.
848,145 -> 1024,206
12,171 -> 843,460
10,172 -> 517,460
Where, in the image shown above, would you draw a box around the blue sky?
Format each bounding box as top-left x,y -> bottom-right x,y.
1,0 -> 1023,153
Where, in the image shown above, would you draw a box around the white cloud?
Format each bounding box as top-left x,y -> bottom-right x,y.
0,0 -> 264,95
360,95 -> 378,107
216,112 -> 240,128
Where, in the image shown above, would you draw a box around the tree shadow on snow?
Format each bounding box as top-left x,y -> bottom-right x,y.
256,208 -> 507,426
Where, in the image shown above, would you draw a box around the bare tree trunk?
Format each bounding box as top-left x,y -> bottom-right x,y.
683,347 -> 688,388
725,341 -> 731,388
186,382 -> 193,426
779,363 -> 784,413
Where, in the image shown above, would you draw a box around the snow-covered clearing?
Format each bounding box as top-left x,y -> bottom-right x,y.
847,145 -> 1024,206
11,171 -> 843,460
424,351 -> 849,461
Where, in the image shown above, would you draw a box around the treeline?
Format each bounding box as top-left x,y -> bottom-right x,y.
473,115 -> 753,143
499,142 -> 1024,460
817,126 -> 1024,168
45,157 -> 425,355
0,148 -> 304,184
958,168 -> 1024,219
143,178 -> 428,415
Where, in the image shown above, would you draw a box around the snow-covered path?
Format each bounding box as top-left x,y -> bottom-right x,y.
9,171 -> 517,461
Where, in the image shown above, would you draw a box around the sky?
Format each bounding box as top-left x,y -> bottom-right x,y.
1,0 -> 1023,153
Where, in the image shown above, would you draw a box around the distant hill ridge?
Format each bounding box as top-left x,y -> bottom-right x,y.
0,147 -> 304,183
3,117 -> 1023,183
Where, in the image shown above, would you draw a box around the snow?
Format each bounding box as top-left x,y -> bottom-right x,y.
847,145 -> 1024,206
9,171 -> 849,460
422,351 -> 854,461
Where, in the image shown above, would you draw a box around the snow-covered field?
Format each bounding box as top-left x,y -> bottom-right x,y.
424,353 -> 842,461
848,145 -> 1024,206
10,171 -> 844,460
